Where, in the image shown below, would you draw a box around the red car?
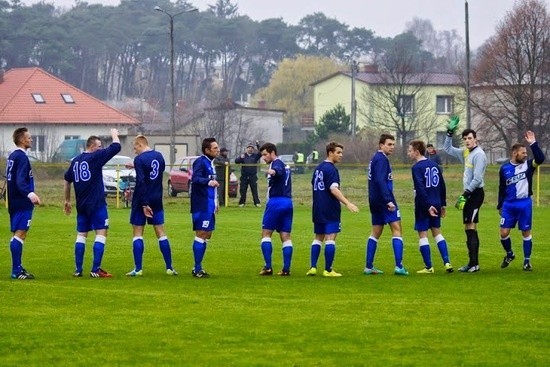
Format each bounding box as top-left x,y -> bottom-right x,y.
168,156 -> 238,197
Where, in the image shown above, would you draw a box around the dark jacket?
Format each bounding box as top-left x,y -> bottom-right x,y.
235,145 -> 261,176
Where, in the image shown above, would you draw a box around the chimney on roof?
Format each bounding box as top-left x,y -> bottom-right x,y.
362,64 -> 378,73
0,69 -> 4,83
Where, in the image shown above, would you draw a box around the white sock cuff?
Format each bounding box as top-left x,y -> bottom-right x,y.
194,236 -> 205,243
500,235 -> 510,240
282,240 -> 293,248
158,235 -> 168,241
76,235 -> 87,244
325,240 -> 336,246
434,234 -> 445,243
12,236 -> 24,245
368,236 -> 378,243
95,235 -> 106,244
523,235 -> 532,241
312,240 -> 322,246
419,237 -> 430,247
392,236 -> 403,241
262,237 -> 272,243
133,236 -> 143,242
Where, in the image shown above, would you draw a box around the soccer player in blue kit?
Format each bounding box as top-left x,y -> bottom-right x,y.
307,141 -> 358,277
64,129 -> 121,278
125,135 -> 177,277
6,127 -> 41,279
365,134 -> 409,275
189,137 -> 220,278
408,140 -> 453,274
498,131 -> 545,271
258,142 -> 294,276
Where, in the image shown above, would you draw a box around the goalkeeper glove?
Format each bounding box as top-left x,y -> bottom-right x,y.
455,195 -> 467,210
446,115 -> 460,137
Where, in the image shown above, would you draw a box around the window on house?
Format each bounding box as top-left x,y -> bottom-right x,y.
397,95 -> 414,116
32,93 -> 45,103
64,135 -> 80,140
61,93 -> 75,103
32,135 -> 46,153
436,96 -> 453,114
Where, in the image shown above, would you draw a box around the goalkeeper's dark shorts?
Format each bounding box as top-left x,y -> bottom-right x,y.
463,188 -> 484,224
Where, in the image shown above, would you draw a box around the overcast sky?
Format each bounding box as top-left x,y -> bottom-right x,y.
23,0 -> 550,48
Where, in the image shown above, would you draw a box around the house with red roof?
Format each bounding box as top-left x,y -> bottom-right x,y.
0,67 -> 138,161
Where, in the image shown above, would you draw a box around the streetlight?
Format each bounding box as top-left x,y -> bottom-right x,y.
465,0 -> 471,129
154,5 -> 198,168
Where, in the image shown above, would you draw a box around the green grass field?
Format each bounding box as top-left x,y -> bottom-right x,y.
1,164 -> 549,366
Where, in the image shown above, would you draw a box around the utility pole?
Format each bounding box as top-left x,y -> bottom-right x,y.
465,0 -> 471,129
350,60 -> 359,139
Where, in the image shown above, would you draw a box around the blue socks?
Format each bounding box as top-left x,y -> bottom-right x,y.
10,236 -> 23,274
419,237 -> 432,268
310,240 -> 321,268
192,237 -> 207,272
282,241 -> 293,272
261,238 -> 273,269
366,236 -> 378,269
324,241 -> 335,271
132,237 -> 145,271
435,234 -> 450,264
158,236 -> 173,270
75,242 -> 85,273
92,235 -> 106,272
392,237 -> 404,268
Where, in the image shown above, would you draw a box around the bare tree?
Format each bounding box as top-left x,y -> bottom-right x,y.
471,0 -> 550,153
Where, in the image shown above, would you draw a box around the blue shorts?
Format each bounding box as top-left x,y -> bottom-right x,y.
130,208 -> 165,226
262,197 -> 293,233
371,207 -> 401,226
314,221 -> 341,235
192,211 -> 216,231
414,215 -> 441,232
10,210 -> 33,232
500,198 -> 532,231
76,205 -> 109,232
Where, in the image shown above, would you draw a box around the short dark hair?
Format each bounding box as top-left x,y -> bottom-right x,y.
202,137 -> 217,154
259,142 -> 277,155
13,127 -> 28,145
379,133 -> 395,145
326,141 -> 343,155
409,140 -> 426,156
461,129 -> 477,138
511,143 -> 525,153
86,135 -> 101,149
426,143 -> 434,148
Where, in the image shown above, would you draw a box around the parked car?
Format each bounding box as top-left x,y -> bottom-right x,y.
168,156 -> 238,197
495,157 -> 509,164
279,154 -> 296,172
103,155 -> 135,196
52,139 -> 86,162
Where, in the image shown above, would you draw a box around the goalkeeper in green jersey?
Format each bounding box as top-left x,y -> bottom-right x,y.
443,116 -> 488,273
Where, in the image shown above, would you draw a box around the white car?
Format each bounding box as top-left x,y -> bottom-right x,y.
103,155 -> 136,196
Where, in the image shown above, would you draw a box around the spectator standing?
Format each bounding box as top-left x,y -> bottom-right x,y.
426,143 -> 443,169
235,142 -> 261,207
6,127 -> 41,279
64,129 -> 121,278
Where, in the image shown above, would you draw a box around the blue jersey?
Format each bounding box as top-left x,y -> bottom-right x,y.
64,142 -> 121,213
132,150 -> 165,212
312,160 -> 341,223
266,158 -> 292,200
497,142 -> 545,209
190,155 -> 217,213
411,158 -> 447,215
368,151 -> 396,212
6,149 -> 35,214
